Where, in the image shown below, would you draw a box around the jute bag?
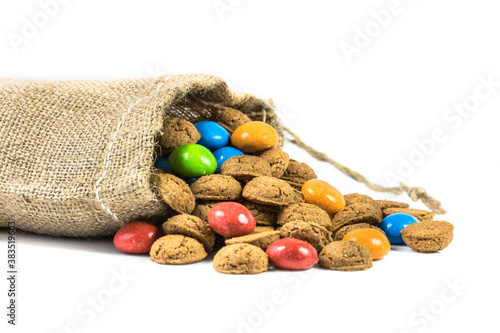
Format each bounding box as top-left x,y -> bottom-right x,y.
0,73 -> 444,238
0,74 -> 281,237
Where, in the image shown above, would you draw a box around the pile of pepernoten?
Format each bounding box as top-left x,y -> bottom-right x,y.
113,107 -> 454,274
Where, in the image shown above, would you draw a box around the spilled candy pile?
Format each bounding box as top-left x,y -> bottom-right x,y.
113,107 -> 454,274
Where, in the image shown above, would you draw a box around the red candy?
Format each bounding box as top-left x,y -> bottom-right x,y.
266,238 -> 318,270
113,221 -> 163,254
208,202 -> 256,237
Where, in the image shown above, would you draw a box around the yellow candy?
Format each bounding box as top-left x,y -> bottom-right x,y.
230,121 -> 279,153
301,179 -> 345,217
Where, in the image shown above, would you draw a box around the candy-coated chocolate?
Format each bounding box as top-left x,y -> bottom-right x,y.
208,202 -> 256,237
266,238 -> 318,270
184,177 -> 198,184
230,121 -> 279,153
301,179 -> 345,217
113,221 -> 163,254
212,146 -> 244,173
378,213 -> 419,244
343,228 -> 391,260
155,155 -> 171,171
168,144 -> 217,178
195,121 -> 230,151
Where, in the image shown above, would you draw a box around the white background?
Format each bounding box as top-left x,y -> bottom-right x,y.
1,1 -> 499,332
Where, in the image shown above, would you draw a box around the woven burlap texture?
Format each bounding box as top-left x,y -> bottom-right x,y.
0,74 -> 280,237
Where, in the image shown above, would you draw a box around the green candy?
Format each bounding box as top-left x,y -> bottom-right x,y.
168,144 -> 217,178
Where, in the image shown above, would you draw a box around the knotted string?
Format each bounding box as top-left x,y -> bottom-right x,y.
283,127 -> 446,214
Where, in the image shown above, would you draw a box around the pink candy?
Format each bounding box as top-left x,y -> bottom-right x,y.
113,221 -> 163,254
208,202 -> 256,237
266,238 -> 318,270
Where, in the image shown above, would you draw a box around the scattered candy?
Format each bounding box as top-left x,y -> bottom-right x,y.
139,108 -> 454,274
231,121 -> 279,153
208,202 -> 256,237
343,228 -> 391,260
378,213 -> 419,244
301,179 -> 345,217
113,221 -> 163,254
168,144 -> 217,178
195,121 -> 230,151
266,238 -> 318,270
212,146 -> 244,173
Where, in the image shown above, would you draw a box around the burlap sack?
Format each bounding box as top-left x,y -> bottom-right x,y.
0,74 -> 281,237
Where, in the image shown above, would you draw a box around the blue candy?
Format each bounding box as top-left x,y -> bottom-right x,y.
212,146 -> 244,173
184,177 -> 198,184
155,155 -> 171,171
195,121 -> 230,151
378,213 -> 419,245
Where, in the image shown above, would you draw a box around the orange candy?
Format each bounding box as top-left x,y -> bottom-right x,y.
342,228 -> 391,260
230,121 -> 280,153
301,179 -> 345,217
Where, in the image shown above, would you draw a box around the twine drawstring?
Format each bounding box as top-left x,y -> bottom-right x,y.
283,127 -> 446,214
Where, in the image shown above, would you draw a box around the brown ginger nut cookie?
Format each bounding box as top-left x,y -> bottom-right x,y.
191,201 -> 219,222
333,223 -> 386,241
242,176 -> 296,207
401,221 -> 454,253
331,203 -> 383,234
280,159 -> 317,189
150,235 -> 207,265
375,200 -> 410,210
344,193 -> 376,207
319,241 -> 373,271
162,214 -> 216,252
225,231 -> 280,250
277,203 -> 332,230
291,189 -> 305,204
278,221 -> 333,251
212,107 -> 252,133
258,149 -> 290,178
152,167 -> 167,175
213,243 -> 268,274
220,155 -> 272,180
151,173 -> 196,214
239,200 -> 279,226
383,208 -> 435,221
252,226 -> 276,234
158,117 -> 201,153
190,175 -> 242,201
